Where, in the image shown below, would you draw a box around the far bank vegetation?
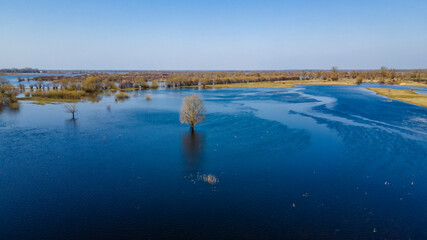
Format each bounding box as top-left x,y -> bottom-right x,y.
10,67 -> 427,104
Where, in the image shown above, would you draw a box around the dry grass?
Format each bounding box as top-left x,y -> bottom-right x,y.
398,82 -> 427,87
17,90 -> 90,104
368,88 -> 427,108
30,90 -> 86,99
17,96 -> 78,104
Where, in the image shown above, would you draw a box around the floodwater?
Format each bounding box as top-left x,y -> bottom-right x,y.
1,84 -> 427,239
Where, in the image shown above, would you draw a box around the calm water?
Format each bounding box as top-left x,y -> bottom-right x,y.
1,85 -> 427,240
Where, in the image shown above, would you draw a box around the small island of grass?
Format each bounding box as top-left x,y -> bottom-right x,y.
368,88 -> 427,108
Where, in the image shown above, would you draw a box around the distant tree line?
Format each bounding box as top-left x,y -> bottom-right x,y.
9,67 -> 427,94
10,67 -> 427,92
0,68 -> 42,73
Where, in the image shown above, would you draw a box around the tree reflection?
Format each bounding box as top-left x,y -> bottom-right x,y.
181,130 -> 205,170
89,95 -> 103,103
65,118 -> 78,128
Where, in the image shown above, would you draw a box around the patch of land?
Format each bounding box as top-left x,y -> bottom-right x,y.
208,78 -> 427,89
397,82 -> 427,87
16,88 -> 137,104
17,97 -> 79,105
368,88 -> 427,108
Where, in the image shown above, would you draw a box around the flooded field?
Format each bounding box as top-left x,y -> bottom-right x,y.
1,85 -> 427,239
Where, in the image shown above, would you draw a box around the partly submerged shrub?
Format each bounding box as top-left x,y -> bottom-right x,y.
8,102 -> 20,110
141,81 -> 149,89
355,76 -> 363,85
145,94 -> 152,100
115,92 -> 130,102
0,83 -> 19,106
151,82 -> 159,89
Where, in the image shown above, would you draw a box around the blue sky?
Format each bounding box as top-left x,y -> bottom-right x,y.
0,0 -> 426,70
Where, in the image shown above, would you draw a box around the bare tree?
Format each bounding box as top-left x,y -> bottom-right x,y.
330,66 -> 339,81
65,103 -> 77,120
180,94 -> 206,131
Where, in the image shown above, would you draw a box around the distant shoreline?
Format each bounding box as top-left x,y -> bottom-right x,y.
207,79 -> 427,89
0,73 -> 47,76
207,79 -> 354,89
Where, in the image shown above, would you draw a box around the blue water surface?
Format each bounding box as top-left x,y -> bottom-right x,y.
1,85 -> 426,240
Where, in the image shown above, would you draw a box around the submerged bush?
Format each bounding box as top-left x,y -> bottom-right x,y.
355,76 -> 363,85
115,92 -> 130,102
151,82 -> 159,89
0,81 -> 20,109
9,102 -> 20,110
145,94 -> 152,100
141,81 -> 149,89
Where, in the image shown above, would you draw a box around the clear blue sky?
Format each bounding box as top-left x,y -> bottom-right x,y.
1,0 -> 426,70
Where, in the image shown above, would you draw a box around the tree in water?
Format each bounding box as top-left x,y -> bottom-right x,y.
0,77 -> 20,110
355,75 -> 363,85
65,103 -> 78,120
180,94 -> 206,131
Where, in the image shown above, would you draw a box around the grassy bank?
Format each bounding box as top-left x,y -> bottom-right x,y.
17,96 -> 79,105
208,78 -> 427,89
368,88 -> 427,108
397,82 -> 427,87
17,88 -> 137,104
17,89 -> 99,104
